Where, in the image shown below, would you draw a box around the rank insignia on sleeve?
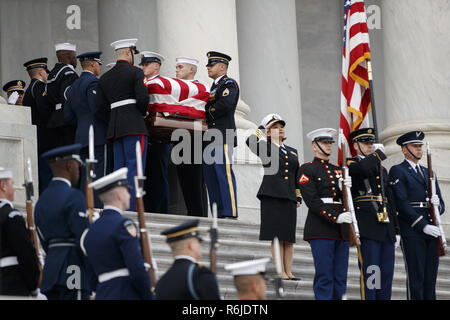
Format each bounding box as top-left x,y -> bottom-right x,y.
124,221 -> 137,237
222,88 -> 229,96
299,174 -> 310,184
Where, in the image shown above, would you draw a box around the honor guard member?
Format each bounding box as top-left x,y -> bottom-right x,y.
23,58 -> 53,194
139,51 -> 171,214
298,128 -> 352,300
96,39 -> 149,212
204,51 -> 239,219
81,168 -> 153,300
389,131 -> 445,300
155,219 -> 221,300
34,144 -> 93,300
347,128 -> 400,300
64,51 -> 111,207
46,43 -> 79,148
0,168 -> 40,296
2,80 -> 26,105
173,56 -> 208,217
224,258 -> 269,300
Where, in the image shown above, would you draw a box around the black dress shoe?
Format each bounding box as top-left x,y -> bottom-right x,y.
218,216 -> 237,220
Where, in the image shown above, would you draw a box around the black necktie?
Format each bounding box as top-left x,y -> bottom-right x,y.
416,164 -> 425,180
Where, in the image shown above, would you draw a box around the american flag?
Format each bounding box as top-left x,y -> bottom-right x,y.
146,76 -> 209,119
339,0 -> 372,162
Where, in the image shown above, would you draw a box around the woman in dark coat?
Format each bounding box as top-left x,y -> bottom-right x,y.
245,114 -> 302,280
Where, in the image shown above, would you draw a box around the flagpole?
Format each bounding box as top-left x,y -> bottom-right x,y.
367,59 -> 379,142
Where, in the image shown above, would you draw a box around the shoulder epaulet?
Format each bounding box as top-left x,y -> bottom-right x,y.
346,158 -> 357,165
195,261 -> 203,268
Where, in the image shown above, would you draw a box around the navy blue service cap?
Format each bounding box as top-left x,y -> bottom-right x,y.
396,130 -> 425,146
2,80 -> 26,93
161,219 -> 203,243
206,51 -> 231,67
89,167 -> 130,195
77,51 -> 102,65
41,143 -> 82,164
23,57 -> 50,73
350,127 -> 376,142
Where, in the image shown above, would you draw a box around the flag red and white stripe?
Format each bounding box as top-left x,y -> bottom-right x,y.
339,0 -> 372,162
146,76 -> 209,119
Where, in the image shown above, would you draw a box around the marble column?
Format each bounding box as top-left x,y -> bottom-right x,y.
380,0 -> 450,233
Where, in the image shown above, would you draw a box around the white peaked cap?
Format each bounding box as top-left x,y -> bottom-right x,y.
176,57 -> 199,67
110,38 -> 138,51
141,51 -> 165,62
306,128 -> 337,141
0,167 -> 13,180
225,258 -> 270,276
260,113 -> 285,128
88,167 -> 128,194
55,43 -> 76,52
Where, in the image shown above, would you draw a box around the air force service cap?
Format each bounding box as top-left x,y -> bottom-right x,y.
77,51 -> 102,65
110,38 -> 139,54
349,128 -> 376,143
2,80 -> 26,93
55,43 -> 76,52
176,57 -> 199,67
225,258 -> 270,277
206,51 -> 231,67
260,113 -> 286,128
0,167 -> 13,180
23,57 -> 50,73
161,219 -> 203,243
139,51 -> 165,65
307,128 -> 337,143
396,130 -> 425,146
88,167 -> 130,195
41,143 -> 82,164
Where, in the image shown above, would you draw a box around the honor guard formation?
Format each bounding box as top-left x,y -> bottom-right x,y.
0,36 -> 446,301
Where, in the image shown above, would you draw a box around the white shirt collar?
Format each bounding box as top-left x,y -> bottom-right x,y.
174,255 -> 197,263
52,177 -> 71,187
405,159 -> 420,171
82,70 -> 95,76
214,74 -> 226,85
0,198 -> 14,208
357,154 -> 366,159
103,205 -> 123,214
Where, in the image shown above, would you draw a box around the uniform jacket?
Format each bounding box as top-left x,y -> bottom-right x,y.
0,199 -> 40,296
245,133 -> 302,203
205,75 -> 239,147
155,257 -> 220,300
64,71 -> 108,148
96,60 -> 149,141
34,179 -> 93,294
46,62 -> 79,128
347,149 -> 400,242
22,78 -> 54,154
82,207 -> 152,300
299,158 -> 350,241
389,160 -> 445,238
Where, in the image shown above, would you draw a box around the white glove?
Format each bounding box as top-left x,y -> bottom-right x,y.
430,195 -> 440,206
373,143 -> 385,153
7,91 -> 19,105
343,175 -> 352,188
394,235 -> 401,249
31,288 -> 48,300
336,211 -> 352,224
423,224 -> 441,238
92,210 -> 101,222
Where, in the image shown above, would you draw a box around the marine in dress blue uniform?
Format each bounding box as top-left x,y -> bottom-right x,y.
155,219 -> 220,300
34,144 -> 93,300
389,131 -> 445,300
299,128 -> 352,300
203,51 -> 239,219
347,128 -> 400,300
96,39 -> 149,212
81,168 -> 153,300
64,51 -> 111,208
0,168 -> 40,296
22,58 -> 53,194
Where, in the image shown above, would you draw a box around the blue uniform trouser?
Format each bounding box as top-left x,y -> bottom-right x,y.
309,239 -> 349,300
203,143 -> 238,218
401,236 -> 439,300
113,135 -> 148,211
143,143 -> 170,214
359,231 -> 395,300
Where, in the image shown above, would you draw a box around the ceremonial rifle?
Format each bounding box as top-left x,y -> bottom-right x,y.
135,141 -> 158,287
426,142 -> 447,257
273,237 -> 284,299
23,158 -> 43,288
86,125 -> 96,224
209,203 -> 219,275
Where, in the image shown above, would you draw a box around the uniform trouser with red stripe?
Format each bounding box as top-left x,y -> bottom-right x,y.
113,135 -> 148,211
203,144 -> 238,218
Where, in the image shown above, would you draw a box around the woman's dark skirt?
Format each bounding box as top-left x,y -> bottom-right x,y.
259,196 -> 297,243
